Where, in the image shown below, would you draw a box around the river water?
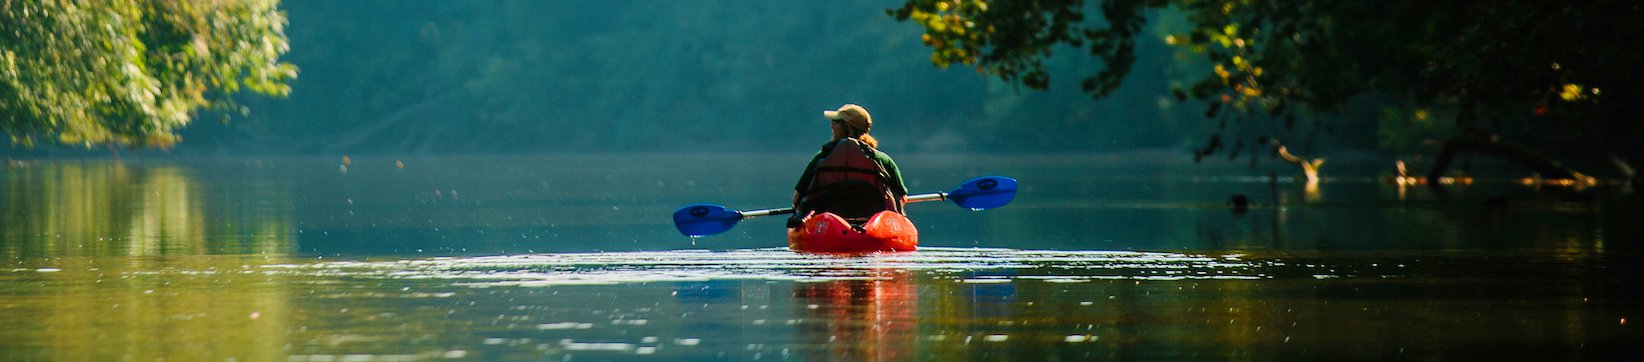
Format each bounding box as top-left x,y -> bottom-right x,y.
1,154 -> 1639,360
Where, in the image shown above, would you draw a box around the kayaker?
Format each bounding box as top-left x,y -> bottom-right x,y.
790,104 -> 909,227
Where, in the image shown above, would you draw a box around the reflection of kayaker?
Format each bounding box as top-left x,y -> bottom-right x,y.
794,269 -> 917,361
788,104 -> 915,252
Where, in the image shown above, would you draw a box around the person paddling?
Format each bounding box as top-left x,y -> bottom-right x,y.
790,104 -> 909,227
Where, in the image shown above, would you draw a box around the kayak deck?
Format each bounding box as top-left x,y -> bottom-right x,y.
786,211 -> 917,253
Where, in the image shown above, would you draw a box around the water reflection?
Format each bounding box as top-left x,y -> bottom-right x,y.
0,162 -> 301,359
0,155 -> 1638,360
1,256 -> 296,361
2,246 -> 1636,360
794,269 -> 918,361
1,162 -> 294,259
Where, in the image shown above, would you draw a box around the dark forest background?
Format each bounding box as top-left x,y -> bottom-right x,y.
7,0 -> 1637,185
8,1 -> 1234,156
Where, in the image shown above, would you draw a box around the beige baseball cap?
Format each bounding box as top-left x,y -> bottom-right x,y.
823,104 -> 872,131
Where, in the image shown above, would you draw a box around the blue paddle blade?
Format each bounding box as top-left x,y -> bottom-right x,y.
947,176 -> 1018,211
673,203 -> 744,237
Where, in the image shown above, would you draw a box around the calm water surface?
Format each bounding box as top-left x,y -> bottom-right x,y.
1,154 -> 1640,360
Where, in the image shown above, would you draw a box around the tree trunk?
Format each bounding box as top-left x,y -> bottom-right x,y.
1426,133 -> 1593,184
1428,92 -> 1592,186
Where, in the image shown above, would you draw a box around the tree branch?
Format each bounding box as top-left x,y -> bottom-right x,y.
1275,144 -> 1323,184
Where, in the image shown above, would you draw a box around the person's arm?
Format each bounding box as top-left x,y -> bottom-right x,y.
789,153 -> 823,227
879,153 -> 908,198
793,152 -> 822,207
879,154 -> 909,213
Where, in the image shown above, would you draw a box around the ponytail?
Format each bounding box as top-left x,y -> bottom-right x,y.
856,133 -> 878,149
835,123 -> 879,148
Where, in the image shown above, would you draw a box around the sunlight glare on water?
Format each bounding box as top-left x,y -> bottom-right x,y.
270,247 -> 1277,287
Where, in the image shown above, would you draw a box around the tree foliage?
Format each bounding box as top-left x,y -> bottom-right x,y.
895,0 -> 1644,178
1,0 -> 295,148
216,1 -> 1003,154
11,1 -> 1193,155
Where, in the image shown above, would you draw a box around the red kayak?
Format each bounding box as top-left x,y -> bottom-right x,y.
787,211 -> 917,253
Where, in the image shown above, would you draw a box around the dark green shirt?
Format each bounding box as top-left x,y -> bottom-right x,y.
794,140 -> 907,198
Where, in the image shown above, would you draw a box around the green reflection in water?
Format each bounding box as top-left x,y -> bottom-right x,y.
1,161 -> 298,360
2,162 -> 294,259
0,256 -> 296,361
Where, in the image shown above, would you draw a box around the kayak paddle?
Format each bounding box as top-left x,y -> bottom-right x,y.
673,175 -> 1018,237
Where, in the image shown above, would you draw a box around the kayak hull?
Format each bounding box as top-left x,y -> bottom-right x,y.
787,211 -> 918,253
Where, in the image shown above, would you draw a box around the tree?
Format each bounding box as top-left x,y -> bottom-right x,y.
222,1 -> 992,154
893,0 -> 1644,183
1,0 -> 295,149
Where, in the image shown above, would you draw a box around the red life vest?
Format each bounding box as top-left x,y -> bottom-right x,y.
799,138 -> 902,220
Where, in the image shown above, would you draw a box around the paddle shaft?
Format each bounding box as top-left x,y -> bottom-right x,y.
673,176 -> 1015,237
736,192 -> 948,219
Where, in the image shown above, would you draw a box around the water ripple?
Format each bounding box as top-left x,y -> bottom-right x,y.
268,247 -> 1270,286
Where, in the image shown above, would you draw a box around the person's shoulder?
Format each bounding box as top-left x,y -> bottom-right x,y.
871,148 -> 897,162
